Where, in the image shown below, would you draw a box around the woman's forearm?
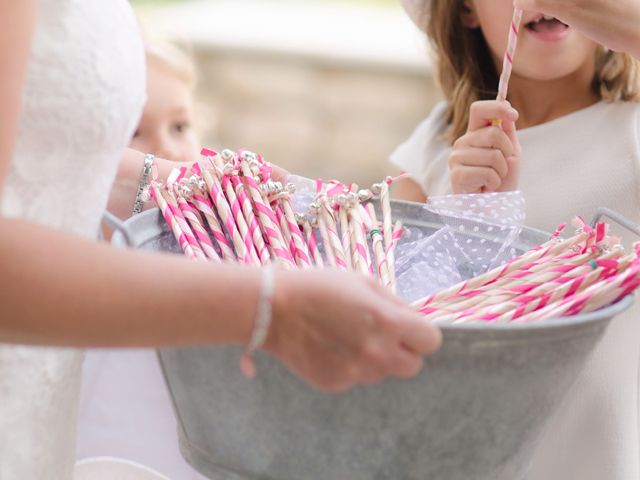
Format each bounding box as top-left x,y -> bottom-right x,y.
0,216 -> 258,348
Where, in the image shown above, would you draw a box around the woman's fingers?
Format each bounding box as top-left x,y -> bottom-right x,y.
270,270 -> 442,392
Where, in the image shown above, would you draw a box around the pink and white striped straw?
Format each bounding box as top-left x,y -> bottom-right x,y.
202,165 -> 252,264
318,197 -> 348,270
160,188 -> 207,262
238,155 -> 295,268
211,152 -> 261,266
189,184 -> 237,262
302,217 -> 324,268
149,184 -> 198,261
231,175 -> 271,265
174,188 -> 220,261
280,194 -> 312,268
497,8 -> 523,102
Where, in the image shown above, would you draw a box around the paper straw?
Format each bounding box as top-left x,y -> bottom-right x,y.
317,197 -> 348,270
497,8 -> 523,102
149,184 -> 198,261
160,188 -> 207,261
189,184 -> 237,261
379,181 -> 396,285
202,165 -> 252,264
302,217 -> 324,268
281,194 -> 312,268
366,203 -> 391,287
339,202 -> 354,270
231,175 -> 271,265
211,154 -> 261,266
421,249 -> 592,315
413,232 -> 588,309
238,157 -> 295,268
432,252 -> 626,323
348,207 -> 372,276
275,203 -> 297,262
174,188 -> 220,261
517,262 -> 640,323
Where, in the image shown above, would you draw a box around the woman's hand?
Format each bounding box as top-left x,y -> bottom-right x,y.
265,269 -> 442,392
514,0 -> 640,59
449,100 -> 521,194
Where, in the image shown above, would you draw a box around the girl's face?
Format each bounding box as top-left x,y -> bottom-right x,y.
130,60 -> 200,163
464,0 -> 600,82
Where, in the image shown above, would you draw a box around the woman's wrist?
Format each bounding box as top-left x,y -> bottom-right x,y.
262,268 -> 292,356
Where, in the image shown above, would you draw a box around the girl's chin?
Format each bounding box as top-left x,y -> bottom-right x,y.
512,54 -> 594,82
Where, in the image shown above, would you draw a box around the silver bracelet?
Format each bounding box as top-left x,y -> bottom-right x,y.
132,153 -> 155,216
240,265 -> 275,378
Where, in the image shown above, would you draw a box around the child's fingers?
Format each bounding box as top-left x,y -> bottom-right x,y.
498,155 -> 521,192
451,165 -> 502,194
455,126 -> 516,161
271,164 -> 291,184
468,101 -> 519,132
449,147 -> 509,180
500,120 -> 522,155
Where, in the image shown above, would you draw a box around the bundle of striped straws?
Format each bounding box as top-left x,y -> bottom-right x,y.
148,148 -> 403,292
149,149 -> 640,325
413,219 -> 640,324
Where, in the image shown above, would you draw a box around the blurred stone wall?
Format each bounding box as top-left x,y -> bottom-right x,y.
139,1 -> 442,187
193,49 -> 441,187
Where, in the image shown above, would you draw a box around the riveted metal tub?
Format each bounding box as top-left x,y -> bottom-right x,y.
110,203 -> 635,480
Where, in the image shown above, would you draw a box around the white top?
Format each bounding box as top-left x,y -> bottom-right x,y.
0,0 -> 146,478
391,100 -> 640,479
77,350 -> 208,480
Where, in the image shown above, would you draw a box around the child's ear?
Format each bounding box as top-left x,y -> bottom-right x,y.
460,0 -> 480,28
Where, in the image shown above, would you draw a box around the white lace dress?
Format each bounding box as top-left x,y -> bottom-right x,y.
0,1 -> 146,478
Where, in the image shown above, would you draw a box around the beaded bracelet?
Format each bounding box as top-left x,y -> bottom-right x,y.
132,153 -> 155,216
240,265 -> 275,378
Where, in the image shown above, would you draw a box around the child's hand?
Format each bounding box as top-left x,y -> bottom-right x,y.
449,100 -> 521,194
514,0 -> 640,60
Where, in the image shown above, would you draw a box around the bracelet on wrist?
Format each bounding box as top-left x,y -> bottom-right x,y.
240,265 -> 275,379
132,153 -> 155,216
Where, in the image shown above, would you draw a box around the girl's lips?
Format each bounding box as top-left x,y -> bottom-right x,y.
524,18 -> 571,42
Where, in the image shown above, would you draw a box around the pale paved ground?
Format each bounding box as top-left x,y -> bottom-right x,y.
139,0 -> 442,187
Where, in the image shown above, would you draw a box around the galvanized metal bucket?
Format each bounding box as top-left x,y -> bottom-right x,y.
109,203 -> 636,480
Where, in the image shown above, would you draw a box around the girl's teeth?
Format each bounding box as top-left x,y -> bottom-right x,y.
543,15 -> 555,21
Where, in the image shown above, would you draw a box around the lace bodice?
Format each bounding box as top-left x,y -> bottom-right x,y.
0,0 -> 145,478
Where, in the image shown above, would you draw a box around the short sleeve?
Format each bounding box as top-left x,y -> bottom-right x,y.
389,101 -> 453,197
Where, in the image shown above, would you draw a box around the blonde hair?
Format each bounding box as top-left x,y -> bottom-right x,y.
145,41 -> 197,89
424,0 -> 640,143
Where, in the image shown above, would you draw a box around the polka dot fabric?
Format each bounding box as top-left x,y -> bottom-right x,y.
396,192 -> 525,302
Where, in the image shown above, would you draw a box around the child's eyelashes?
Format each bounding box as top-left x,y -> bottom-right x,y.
171,121 -> 191,135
